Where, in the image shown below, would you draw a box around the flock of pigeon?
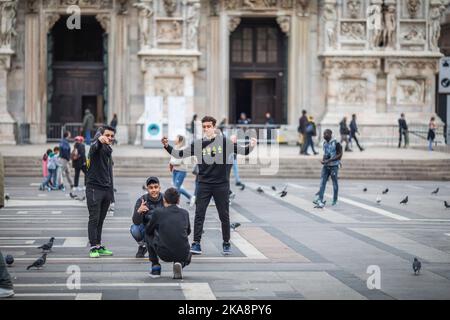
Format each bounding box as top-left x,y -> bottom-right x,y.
4,237 -> 54,271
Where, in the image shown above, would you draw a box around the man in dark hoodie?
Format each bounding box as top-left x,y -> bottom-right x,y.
86,126 -> 115,258
145,188 -> 191,279
130,176 -> 164,258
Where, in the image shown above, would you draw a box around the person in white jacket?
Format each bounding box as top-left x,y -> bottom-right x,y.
170,135 -> 195,207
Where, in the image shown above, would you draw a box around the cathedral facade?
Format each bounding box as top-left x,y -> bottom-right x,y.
0,0 -> 449,145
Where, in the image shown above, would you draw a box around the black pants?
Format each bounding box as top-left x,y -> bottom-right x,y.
0,250 -> 13,290
74,166 -> 87,187
350,133 -> 363,151
146,235 -> 191,267
86,187 -> 113,247
194,182 -> 230,243
398,130 -> 409,147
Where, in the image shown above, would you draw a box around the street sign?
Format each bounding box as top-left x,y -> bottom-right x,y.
439,57 -> 450,94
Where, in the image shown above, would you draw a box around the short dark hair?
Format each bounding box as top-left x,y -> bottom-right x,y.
164,187 -> 180,205
302,110 -> 307,115
324,129 -> 333,136
146,176 -> 160,186
100,125 -> 116,134
63,131 -> 70,138
53,146 -> 60,152
202,116 -> 217,126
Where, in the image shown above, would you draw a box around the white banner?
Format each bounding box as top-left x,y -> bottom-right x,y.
439,57 -> 450,94
168,96 -> 186,141
143,96 -> 163,144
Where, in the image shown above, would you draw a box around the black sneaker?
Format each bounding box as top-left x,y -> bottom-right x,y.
149,264 -> 161,278
135,245 -> 147,258
173,262 -> 183,279
190,242 -> 202,255
222,242 -> 232,255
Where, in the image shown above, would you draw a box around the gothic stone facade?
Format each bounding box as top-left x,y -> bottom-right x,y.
0,0 -> 449,144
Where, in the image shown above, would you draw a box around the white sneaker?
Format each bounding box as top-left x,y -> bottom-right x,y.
173,262 -> 183,279
0,287 -> 14,298
189,196 -> 196,208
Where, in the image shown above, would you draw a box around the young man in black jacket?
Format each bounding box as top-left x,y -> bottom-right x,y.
146,188 -> 192,279
86,126 -> 116,258
130,176 -> 164,258
161,116 -> 256,256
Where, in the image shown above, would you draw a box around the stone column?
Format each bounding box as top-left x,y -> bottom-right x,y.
0,51 -> 16,144
206,10 -> 221,120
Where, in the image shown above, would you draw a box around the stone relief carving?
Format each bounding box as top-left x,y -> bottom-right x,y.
228,16 -> 241,33
46,13 -> 61,32
340,22 -> 365,40
339,79 -> 367,104
383,4 -> 396,49
297,0 -> 310,16
210,0 -> 220,16
134,1 -> 154,49
366,3 -> 383,48
397,79 -> 425,104
429,2 -> 446,50
155,77 -> 184,97
276,16 -> 291,35
157,20 -> 182,42
323,2 -> 337,49
96,13 -> 111,34
280,0 -> 293,9
225,0 -> 239,10
0,0 -> 18,48
401,25 -> 425,43
242,0 -> 277,10
186,2 -> 200,50
27,0 -> 39,13
43,0 -> 112,8
346,0 -> 362,18
406,0 -> 421,18
163,0 -> 177,17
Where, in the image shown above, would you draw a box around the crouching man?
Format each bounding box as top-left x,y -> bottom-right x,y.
130,176 -> 164,258
146,188 -> 192,279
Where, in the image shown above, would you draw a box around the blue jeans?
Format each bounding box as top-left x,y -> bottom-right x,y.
172,170 -> 192,200
318,166 -> 339,202
428,139 -> 433,151
130,224 -> 146,245
41,168 -> 57,189
85,130 -> 92,145
303,135 -> 317,154
232,158 -> 241,184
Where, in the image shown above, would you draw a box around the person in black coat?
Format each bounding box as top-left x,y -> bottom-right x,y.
339,117 -> 351,152
72,136 -> 87,190
398,113 -> 409,148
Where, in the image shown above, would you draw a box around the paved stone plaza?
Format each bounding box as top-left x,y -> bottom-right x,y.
1,176 -> 450,300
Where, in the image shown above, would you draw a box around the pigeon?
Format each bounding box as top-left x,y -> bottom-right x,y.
444,201 -> 450,209
278,186 -> 288,197
38,237 -> 55,252
231,222 -> 241,231
4,193 -> 10,201
256,187 -> 264,194
400,196 -> 408,205
5,254 -> 14,267
27,253 -> 47,270
363,188 -> 368,192
382,188 -> 389,195
376,197 -> 381,205
431,188 -> 439,195
239,184 -> 246,191
412,257 -> 421,275
271,186 -> 277,191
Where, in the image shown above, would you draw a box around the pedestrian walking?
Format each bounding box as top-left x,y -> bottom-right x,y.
313,129 -> 343,208
72,136 -> 87,190
169,135 -> 194,205
145,188 -> 192,279
427,116 -> 437,151
0,250 -> 14,298
131,176 -> 164,258
339,117 -> 351,152
85,126 -> 116,258
82,108 -> 95,145
398,113 -> 409,148
40,146 -> 60,191
162,116 -> 256,255
298,110 -> 308,154
59,131 -> 74,191
349,114 -> 364,151
302,116 -> 319,156
265,112 -> 275,144
39,149 -> 53,190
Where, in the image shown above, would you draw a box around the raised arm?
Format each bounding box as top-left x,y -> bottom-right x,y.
162,136 -> 195,159
231,136 -> 257,155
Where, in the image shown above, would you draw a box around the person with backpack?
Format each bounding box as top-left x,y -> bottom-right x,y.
72,136 -> 87,191
302,116 -> 319,156
339,117 -> 351,152
59,131 -> 74,191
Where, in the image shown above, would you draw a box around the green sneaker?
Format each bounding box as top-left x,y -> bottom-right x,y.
97,246 -> 113,256
89,248 -> 100,258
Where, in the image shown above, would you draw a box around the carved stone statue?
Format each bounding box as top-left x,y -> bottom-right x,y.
406,0 -> 421,18
163,0 -> 177,17
323,2 -> 337,49
243,0 -> 276,9
133,1 -> 154,49
277,16 -> 291,35
429,3 -> 446,50
186,2 -> 200,50
0,0 -> 18,48
347,0 -> 361,18
367,3 -> 383,48
383,4 -> 396,49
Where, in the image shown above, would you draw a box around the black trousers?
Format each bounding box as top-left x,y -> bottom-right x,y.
350,133 -> 363,150
0,250 -> 13,290
194,182 -> 230,243
74,166 -> 87,187
146,235 -> 191,267
86,187 -> 113,247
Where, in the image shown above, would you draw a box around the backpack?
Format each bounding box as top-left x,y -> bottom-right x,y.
306,123 -> 314,134
71,147 -> 80,161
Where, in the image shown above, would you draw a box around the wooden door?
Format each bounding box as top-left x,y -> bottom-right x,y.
252,79 -> 275,124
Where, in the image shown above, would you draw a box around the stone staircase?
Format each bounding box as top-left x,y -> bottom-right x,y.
4,156 -> 450,181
